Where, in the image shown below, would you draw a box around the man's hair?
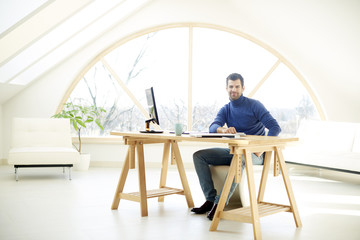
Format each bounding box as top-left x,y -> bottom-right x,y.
226,73 -> 244,87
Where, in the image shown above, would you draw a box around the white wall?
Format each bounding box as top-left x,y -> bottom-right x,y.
2,53 -> 88,157
0,104 -> 3,161
233,0 -> 360,122
2,0 -> 360,161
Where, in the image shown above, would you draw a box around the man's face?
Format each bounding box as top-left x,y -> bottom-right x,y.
226,79 -> 244,101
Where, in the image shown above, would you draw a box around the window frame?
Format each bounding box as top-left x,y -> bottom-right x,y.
57,23 -> 326,135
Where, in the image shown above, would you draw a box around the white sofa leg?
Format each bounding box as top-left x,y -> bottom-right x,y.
15,167 -> 19,181
69,167 -> 72,180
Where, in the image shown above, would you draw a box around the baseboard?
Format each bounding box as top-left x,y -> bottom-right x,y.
6,158 -> 356,183
90,161 -> 195,169
90,161 -> 125,168
0,159 -> 195,169
89,161 -> 360,183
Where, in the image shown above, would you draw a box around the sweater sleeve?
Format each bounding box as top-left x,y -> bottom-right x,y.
264,117 -> 281,136
209,106 -> 227,133
253,101 -> 281,136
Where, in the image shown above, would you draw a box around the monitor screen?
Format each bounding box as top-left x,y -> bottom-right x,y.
145,87 -> 159,126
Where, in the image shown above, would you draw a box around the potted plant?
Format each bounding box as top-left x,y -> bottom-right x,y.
52,102 -> 106,170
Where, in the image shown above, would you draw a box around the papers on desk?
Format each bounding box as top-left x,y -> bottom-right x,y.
189,132 -> 246,138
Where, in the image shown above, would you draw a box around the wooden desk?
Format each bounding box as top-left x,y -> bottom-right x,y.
208,135 -> 302,240
110,132 -> 195,217
110,132 -> 301,239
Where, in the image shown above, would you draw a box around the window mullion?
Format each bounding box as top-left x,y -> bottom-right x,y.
248,59 -> 281,98
188,26 -> 193,131
101,58 -> 154,125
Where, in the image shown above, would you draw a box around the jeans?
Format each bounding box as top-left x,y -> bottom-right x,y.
193,148 -> 264,205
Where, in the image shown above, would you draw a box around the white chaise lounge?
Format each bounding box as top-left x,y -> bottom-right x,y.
283,119 -> 360,174
8,118 -> 80,181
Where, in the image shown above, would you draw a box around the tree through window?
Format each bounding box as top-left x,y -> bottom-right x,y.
64,25 -> 321,137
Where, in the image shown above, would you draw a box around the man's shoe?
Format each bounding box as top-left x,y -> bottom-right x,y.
191,201 -> 214,214
207,204 -> 218,220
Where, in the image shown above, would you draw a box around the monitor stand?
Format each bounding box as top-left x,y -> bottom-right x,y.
141,119 -> 163,133
139,130 -> 164,134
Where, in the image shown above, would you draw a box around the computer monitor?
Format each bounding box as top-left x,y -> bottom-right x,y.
145,87 -> 159,125
141,87 -> 163,133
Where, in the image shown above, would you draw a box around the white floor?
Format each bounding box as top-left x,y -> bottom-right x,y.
0,164 -> 359,240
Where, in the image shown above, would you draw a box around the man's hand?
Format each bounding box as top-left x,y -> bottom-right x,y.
254,152 -> 264,157
217,127 -> 263,157
217,127 -> 237,134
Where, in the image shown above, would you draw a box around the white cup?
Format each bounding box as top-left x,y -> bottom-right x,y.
174,123 -> 185,136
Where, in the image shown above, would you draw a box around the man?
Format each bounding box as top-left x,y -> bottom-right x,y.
191,73 -> 281,220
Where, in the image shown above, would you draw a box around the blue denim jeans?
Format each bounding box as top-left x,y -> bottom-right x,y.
193,148 -> 264,205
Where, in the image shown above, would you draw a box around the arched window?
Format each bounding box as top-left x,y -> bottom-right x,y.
61,24 -> 322,137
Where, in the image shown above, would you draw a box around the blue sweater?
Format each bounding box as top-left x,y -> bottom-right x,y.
209,95 -> 281,136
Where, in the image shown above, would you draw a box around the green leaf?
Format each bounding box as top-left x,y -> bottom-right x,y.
95,119 -> 104,131
76,118 -> 86,128
70,119 -> 78,131
85,116 -> 94,123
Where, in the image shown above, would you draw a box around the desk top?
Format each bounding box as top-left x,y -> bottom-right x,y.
110,131 -> 298,146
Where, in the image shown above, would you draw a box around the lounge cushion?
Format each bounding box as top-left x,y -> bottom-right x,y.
8,147 -> 79,165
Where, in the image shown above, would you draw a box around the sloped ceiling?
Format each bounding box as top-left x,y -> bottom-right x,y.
0,0 -> 151,104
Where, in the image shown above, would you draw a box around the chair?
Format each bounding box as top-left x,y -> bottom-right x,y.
8,118 -> 80,181
210,165 -> 263,208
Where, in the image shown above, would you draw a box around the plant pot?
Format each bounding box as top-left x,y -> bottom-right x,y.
74,153 -> 91,171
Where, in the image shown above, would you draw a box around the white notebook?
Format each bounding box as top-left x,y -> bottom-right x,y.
189,132 -> 246,138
